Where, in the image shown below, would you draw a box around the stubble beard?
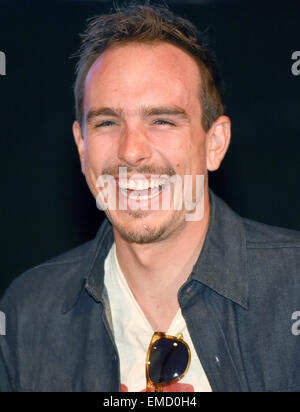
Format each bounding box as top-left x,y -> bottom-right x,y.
107,208 -> 184,244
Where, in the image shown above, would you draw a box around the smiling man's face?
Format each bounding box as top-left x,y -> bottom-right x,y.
73,41 -> 229,244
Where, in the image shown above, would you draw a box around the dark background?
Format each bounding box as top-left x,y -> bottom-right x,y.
0,0 -> 299,298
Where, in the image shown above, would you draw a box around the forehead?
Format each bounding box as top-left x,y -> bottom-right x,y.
83,42 -> 202,115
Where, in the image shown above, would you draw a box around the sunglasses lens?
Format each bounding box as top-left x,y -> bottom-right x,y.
148,338 -> 189,384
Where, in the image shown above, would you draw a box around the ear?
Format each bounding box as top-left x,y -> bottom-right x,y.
72,120 -> 85,175
206,116 -> 231,172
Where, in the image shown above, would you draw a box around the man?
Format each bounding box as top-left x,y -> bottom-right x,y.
1,3 -> 300,392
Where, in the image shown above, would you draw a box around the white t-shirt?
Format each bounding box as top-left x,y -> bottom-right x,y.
104,242 -> 212,392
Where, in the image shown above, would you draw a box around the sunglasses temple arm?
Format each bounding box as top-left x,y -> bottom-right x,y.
146,381 -> 152,392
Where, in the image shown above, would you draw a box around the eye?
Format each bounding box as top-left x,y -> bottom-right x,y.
153,119 -> 175,126
96,120 -> 117,128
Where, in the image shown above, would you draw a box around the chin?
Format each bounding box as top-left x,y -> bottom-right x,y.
108,209 -> 180,244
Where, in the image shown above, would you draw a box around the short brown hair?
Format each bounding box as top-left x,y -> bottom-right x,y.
73,2 -> 225,132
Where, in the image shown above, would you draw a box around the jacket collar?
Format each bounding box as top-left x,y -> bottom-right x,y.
190,189 -> 248,309
62,189 -> 248,313
61,216 -> 114,314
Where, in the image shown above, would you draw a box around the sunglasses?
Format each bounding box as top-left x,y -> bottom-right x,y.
145,332 -> 191,392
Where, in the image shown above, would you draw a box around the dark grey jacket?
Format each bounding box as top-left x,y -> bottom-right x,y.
1,190 -> 300,392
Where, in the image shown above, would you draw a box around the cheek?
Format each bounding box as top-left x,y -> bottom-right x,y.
180,142 -> 207,175
83,142 -> 108,197
84,138 -> 108,174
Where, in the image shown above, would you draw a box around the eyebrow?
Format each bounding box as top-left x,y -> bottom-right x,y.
86,107 -> 123,122
86,106 -> 190,123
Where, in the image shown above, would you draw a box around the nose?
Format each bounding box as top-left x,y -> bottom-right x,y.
117,124 -> 152,167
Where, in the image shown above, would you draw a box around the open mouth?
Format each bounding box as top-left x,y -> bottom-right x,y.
119,183 -> 167,201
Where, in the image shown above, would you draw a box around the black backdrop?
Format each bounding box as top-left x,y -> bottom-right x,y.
0,0 -> 299,298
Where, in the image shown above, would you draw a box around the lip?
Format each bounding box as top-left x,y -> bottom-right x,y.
115,175 -> 168,184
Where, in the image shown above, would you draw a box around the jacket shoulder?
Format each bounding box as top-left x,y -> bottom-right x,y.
0,239 -> 93,312
242,217 -> 300,247
242,217 -> 300,296
0,218 -> 112,313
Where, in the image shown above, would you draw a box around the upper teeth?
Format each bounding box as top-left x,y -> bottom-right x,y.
118,178 -> 166,190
